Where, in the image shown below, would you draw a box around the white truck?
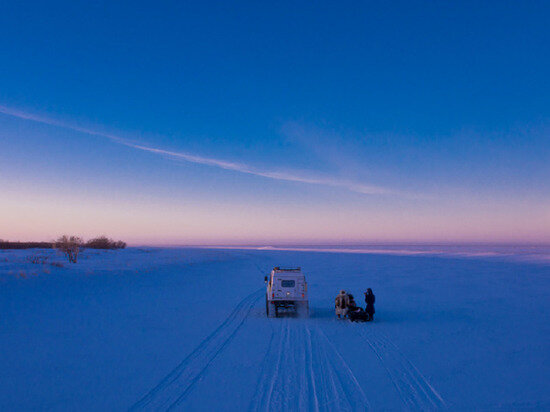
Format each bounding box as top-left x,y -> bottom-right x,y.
265,267 -> 309,317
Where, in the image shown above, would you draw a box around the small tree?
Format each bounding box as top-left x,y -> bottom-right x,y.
55,235 -> 83,263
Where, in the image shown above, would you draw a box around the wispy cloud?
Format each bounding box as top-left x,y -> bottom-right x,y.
0,105 -> 396,195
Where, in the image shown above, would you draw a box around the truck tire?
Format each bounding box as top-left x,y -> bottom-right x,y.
266,300 -> 276,318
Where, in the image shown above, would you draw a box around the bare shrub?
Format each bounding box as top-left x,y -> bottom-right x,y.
27,255 -> 49,264
85,236 -> 126,250
50,262 -> 64,268
55,235 -> 83,263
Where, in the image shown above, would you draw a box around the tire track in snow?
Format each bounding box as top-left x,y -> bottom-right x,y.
248,319 -> 283,412
130,288 -> 264,411
249,320 -> 369,412
311,327 -> 370,411
359,328 -> 446,410
249,319 -> 320,412
304,326 -> 320,412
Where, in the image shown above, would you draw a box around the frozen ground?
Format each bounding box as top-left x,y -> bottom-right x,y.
1,246 -> 549,411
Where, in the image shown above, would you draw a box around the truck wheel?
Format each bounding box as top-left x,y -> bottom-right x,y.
267,301 -> 276,318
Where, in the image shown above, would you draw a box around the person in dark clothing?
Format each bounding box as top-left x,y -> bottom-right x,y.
364,288 -> 375,321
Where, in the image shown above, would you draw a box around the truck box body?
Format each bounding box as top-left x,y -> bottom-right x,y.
266,267 -> 309,317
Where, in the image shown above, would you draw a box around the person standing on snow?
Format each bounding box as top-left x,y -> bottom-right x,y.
335,290 -> 349,319
364,288 -> 375,321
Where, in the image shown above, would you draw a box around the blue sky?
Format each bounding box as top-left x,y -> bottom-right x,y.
1,1 -> 549,244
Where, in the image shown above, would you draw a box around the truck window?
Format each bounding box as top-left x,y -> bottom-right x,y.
281,280 -> 295,288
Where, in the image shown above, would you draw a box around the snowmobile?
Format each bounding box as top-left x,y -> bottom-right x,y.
348,307 -> 370,322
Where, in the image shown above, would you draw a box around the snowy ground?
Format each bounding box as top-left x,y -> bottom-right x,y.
1,246 -> 549,411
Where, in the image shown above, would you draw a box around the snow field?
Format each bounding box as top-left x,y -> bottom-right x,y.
1,247 -> 549,410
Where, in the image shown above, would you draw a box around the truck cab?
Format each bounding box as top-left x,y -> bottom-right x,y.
265,267 -> 308,317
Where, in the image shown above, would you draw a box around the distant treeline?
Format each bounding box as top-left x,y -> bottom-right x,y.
0,236 -> 127,250
0,241 -> 54,249
84,236 -> 126,250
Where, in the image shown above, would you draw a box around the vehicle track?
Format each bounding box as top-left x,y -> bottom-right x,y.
310,327 -> 370,411
130,288 -> 264,411
249,319 -> 369,412
358,328 -> 446,410
249,319 -> 315,411
248,320 -> 278,412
